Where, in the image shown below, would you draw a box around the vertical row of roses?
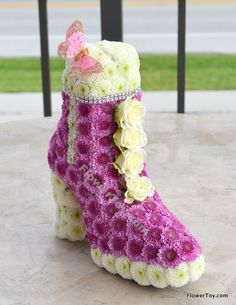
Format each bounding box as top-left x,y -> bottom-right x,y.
113,97 -> 154,204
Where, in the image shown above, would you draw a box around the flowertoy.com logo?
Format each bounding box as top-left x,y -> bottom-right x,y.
186,292 -> 229,299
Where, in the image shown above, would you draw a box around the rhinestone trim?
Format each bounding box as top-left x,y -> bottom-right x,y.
63,85 -> 140,104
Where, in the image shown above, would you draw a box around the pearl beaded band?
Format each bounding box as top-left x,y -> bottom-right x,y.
63,85 -> 140,104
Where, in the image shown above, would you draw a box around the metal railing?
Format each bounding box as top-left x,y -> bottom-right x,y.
38,0 -> 186,116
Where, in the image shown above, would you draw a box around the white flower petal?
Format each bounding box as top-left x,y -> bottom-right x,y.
56,205 -> 67,221
130,262 -> 150,286
115,257 -> 132,280
147,265 -> 168,288
189,255 -> 205,282
91,248 -> 103,267
51,173 -> 66,192
63,207 -> 83,226
54,220 -> 67,240
102,254 -> 117,274
63,190 -> 81,208
165,263 -> 190,287
64,223 -> 86,242
53,188 -> 65,207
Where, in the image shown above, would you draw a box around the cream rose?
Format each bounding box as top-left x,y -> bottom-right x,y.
113,127 -> 147,151
124,176 -> 154,204
113,149 -> 146,177
115,97 -> 145,129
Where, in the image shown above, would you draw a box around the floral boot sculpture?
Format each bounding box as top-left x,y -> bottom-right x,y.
48,20 -> 205,288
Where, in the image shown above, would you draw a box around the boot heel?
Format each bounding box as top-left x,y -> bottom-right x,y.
51,172 -> 86,242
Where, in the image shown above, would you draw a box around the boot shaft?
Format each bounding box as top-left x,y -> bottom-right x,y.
48,39 -> 142,178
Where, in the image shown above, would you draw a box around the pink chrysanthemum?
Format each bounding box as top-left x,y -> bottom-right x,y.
77,185 -> 89,198
48,150 -> 56,168
100,135 -> 112,147
126,238 -> 144,261
85,200 -> 100,217
77,103 -> 90,117
149,212 -> 163,225
76,142 -> 89,154
109,236 -> 126,256
142,243 -> 160,264
77,121 -> 91,136
87,233 -> 97,247
131,208 -> 146,222
161,226 -> 182,246
66,166 -> 80,186
159,244 -> 181,268
143,199 -> 157,211
111,214 -> 127,233
127,219 -> 146,239
57,126 -> 68,144
98,237 -> 110,254
102,202 -> 119,219
55,142 -> 66,160
145,225 -> 162,244
181,236 -> 202,262
54,160 -> 67,177
102,103 -> 114,115
93,219 -> 107,238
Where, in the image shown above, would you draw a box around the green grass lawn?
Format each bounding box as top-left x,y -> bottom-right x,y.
0,54 -> 236,92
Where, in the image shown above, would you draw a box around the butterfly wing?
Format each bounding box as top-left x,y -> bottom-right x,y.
66,31 -> 84,58
58,41 -> 69,59
66,20 -> 84,39
76,55 -> 103,74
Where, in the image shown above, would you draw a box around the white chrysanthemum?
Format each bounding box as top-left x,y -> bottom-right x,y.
87,44 -> 104,60
110,42 -> 138,64
189,255 -> 205,282
62,70 -> 69,85
119,62 -> 131,76
53,188 -> 65,207
130,262 -> 150,286
95,79 -> 112,97
115,257 -> 132,280
112,77 -> 126,94
165,263 -> 190,287
74,82 -> 91,96
96,53 -> 113,67
91,248 -> 103,267
63,207 -> 83,226
54,221 -> 67,239
64,223 -> 86,242
56,205 -> 67,221
147,265 -> 168,288
66,75 -> 77,92
102,254 -> 117,274
51,173 -> 66,192
127,69 -> 141,90
63,190 -> 80,208
104,62 -> 116,79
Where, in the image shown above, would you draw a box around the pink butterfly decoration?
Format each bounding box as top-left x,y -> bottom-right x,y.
58,20 -> 103,74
